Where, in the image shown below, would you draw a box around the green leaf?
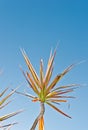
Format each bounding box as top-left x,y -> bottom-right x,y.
0,110 -> 23,121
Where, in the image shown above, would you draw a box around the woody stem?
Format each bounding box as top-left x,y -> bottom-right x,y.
30,102 -> 45,130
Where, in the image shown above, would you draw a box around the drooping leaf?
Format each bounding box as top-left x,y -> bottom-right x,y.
46,102 -> 71,118
13,90 -> 36,99
56,89 -> 74,95
52,84 -> 80,92
49,95 -> 76,99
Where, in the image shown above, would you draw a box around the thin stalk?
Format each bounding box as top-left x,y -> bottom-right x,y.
30,102 -> 45,130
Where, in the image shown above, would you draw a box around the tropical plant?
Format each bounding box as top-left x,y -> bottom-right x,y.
18,49 -> 79,130
0,87 -> 22,130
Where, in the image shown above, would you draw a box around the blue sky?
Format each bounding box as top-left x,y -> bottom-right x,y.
0,0 -> 88,130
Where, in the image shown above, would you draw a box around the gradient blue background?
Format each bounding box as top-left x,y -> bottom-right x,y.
0,0 -> 88,130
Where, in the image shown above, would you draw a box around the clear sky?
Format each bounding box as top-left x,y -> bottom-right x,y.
0,0 -> 88,130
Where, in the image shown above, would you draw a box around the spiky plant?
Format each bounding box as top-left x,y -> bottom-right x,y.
0,122 -> 18,130
0,87 -> 22,130
19,49 -> 79,130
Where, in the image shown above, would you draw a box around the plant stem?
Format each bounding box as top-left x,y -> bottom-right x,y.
30,102 -> 45,130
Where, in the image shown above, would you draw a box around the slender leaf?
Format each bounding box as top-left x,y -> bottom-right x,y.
0,101 -> 11,109
46,64 -> 76,94
21,49 -> 41,88
46,102 -> 71,118
44,49 -> 56,86
0,110 -> 23,121
13,90 -> 36,99
40,59 -> 44,86
27,72 -> 39,94
52,84 -> 80,92
0,88 -> 9,97
0,88 -> 18,106
49,99 -> 67,102
0,122 -> 18,128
